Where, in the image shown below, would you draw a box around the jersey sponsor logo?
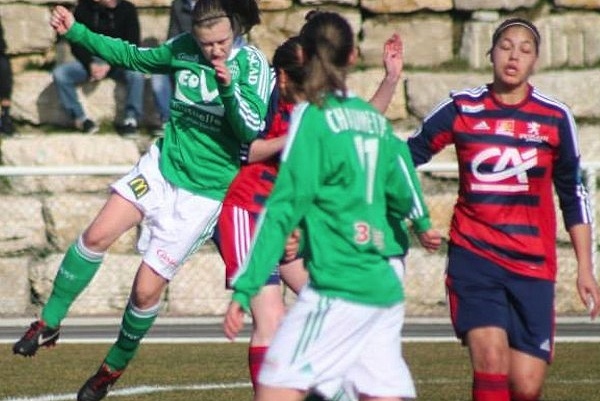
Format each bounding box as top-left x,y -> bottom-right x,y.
247,51 -> 262,85
473,121 -> 490,131
176,52 -> 199,62
461,104 -> 485,113
174,70 -> 224,116
470,147 -> 537,192
157,248 -> 179,269
128,174 -> 150,199
519,121 -> 548,143
494,120 -> 515,136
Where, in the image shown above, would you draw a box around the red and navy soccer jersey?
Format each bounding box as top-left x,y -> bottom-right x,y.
408,84 -> 592,281
222,98 -> 294,213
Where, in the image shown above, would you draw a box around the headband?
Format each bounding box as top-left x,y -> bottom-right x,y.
492,18 -> 541,49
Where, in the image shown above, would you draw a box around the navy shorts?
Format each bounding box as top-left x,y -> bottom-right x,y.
445,244 -> 555,362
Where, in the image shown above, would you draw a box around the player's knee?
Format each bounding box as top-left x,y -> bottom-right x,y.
472,347 -> 509,372
81,229 -> 111,252
510,388 -> 542,401
510,373 -> 544,400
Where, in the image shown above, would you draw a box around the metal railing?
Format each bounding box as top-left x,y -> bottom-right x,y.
0,161 -> 597,274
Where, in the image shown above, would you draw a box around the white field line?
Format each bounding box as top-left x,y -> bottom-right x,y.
4,377 -> 600,401
2,335 -> 600,345
0,382 -> 251,401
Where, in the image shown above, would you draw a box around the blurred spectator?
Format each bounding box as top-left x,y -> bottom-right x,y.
149,0 -> 195,136
52,0 -> 144,135
0,17 -> 15,137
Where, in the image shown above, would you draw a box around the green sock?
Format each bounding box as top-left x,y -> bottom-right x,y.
41,239 -> 103,328
104,301 -> 159,371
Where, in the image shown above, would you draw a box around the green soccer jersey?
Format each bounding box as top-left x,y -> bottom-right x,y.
65,23 -> 273,200
385,138 -> 432,257
232,93 -> 424,311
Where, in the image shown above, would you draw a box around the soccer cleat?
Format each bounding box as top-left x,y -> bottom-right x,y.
77,363 -> 124,401
13,320 -> 60,356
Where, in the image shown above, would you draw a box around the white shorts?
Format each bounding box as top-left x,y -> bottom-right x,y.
112,144 -> 222,280
259,285 -> 416,399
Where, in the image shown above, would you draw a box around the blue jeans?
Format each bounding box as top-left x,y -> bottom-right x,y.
52,61 -> 144,122
150,74 -> 172,123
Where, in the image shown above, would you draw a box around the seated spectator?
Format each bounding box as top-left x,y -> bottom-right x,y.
0,17 -> 15,136
149,0 -> 196,137
52,0 -> 144,135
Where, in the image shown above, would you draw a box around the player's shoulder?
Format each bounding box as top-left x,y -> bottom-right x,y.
450,84 -> 489,102
530,86 -> 573,117
233,42 -> 270,65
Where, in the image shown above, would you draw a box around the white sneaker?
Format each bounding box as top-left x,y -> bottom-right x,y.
120,116 -> 138,137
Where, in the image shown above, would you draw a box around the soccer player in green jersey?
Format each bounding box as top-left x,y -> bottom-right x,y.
224,11 -> 426,401
13,1 -> 272,400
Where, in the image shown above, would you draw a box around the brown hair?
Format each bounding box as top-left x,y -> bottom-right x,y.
299,10 -> 354,106
272,36 -> 304,94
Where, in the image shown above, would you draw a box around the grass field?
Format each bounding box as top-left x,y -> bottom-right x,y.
2,341 -> 599,401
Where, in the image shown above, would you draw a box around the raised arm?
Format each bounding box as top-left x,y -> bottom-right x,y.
50,5 -> 75,36
369,33 -> 404,114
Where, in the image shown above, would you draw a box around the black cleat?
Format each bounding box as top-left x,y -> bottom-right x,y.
13,320 -> 60,356
77,363 -> 124,401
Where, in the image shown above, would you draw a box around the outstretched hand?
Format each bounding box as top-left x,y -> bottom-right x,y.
50,5 -> 75,35
382,33 -> 404,83
223,300 -> 245,341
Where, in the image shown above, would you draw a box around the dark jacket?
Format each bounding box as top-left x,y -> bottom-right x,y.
71,0 -> 140,72
167,0 -> 195,39
0,18 -> 7,55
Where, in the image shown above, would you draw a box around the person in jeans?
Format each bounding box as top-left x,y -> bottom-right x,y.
0,17 -> 15,136
150,0 -> 196,136
52,0 -> 144,135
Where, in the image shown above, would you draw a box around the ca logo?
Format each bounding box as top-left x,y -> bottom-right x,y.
471,147 -> 537,192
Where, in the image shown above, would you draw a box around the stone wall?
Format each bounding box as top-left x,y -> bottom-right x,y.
1,0 -> 599,318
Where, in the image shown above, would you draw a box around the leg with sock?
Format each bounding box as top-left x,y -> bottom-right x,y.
43,236 -> 104,328
77,301 -> 160,401
104,301 -> 160,371
249,345 -> 268,390
13,236 -> 103,357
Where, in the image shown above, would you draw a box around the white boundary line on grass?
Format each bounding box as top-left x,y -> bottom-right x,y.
0,382 -> 252,401
4,377 -> 600,401
3,335 -> 600,344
